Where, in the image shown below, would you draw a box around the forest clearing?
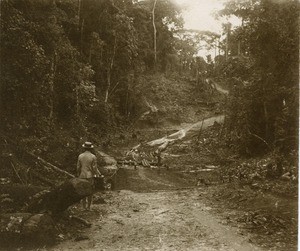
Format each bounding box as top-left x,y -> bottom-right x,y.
0,0 -> 298,250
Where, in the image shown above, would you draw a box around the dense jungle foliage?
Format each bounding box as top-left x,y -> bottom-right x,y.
0,0 -> 186,140
0,0 -> 298,163
0,2 -> 298,249
213,0 -> 299,156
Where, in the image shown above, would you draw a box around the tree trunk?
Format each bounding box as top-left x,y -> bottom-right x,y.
89,43 -> 93,64
225,34 -> 229,61
262,77 -> 270,141
152,0 -> 157,66
105,35 -> 117,103
25,178 -> 93,214
80,18 -> 85,55
263,101 -> 269,139
49,51 -> 56,129
78,0 -> 81,17
105,69 -> 111,103
238,40 -> 241,56
125,81 -> 130,117
225,23 -> 231,61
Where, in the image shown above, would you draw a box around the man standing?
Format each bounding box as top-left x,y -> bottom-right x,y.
154,141 -> 169,174
77,142 -> 101,210
132,149 -> 140,170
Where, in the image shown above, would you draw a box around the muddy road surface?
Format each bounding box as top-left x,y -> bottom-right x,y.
52,167 -> 264,251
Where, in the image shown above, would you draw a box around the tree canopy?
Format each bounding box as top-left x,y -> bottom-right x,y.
1,0 -> 200,141
1,0 -> 298,158
214,0 -> 299,155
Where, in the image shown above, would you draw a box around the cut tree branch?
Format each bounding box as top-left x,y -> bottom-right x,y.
248,129 -> 272,150
35,155 -> 75,178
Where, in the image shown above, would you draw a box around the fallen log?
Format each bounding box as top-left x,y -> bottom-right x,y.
9,159 -> 25,185
25,178 -> 93,214
35,155 -> 74,178
0,213 -> 57,246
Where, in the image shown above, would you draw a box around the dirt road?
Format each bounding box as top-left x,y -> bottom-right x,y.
146,115 -> 225,147
52,168 -> 263,251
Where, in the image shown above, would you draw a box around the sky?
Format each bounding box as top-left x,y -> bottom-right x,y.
174,0 -> 225,33
173,0 -> 242,58
174,0 -> 241,33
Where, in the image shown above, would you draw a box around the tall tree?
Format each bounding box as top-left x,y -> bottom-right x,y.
152,0 -> 157,66
217,0 -> 299,154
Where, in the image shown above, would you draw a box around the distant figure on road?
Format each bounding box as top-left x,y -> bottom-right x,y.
125,148 -> 140,169
155,141 -> 169,166
77,142 -> 101,210
132,149 -> 140,170
154,149 -> 162,167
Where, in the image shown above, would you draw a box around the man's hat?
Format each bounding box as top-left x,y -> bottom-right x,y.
82,142 -> 94,149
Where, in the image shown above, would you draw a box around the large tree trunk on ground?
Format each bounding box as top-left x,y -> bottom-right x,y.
0,213 -> 57,246
25,178 -> 93,214
0,179 -> 95,247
